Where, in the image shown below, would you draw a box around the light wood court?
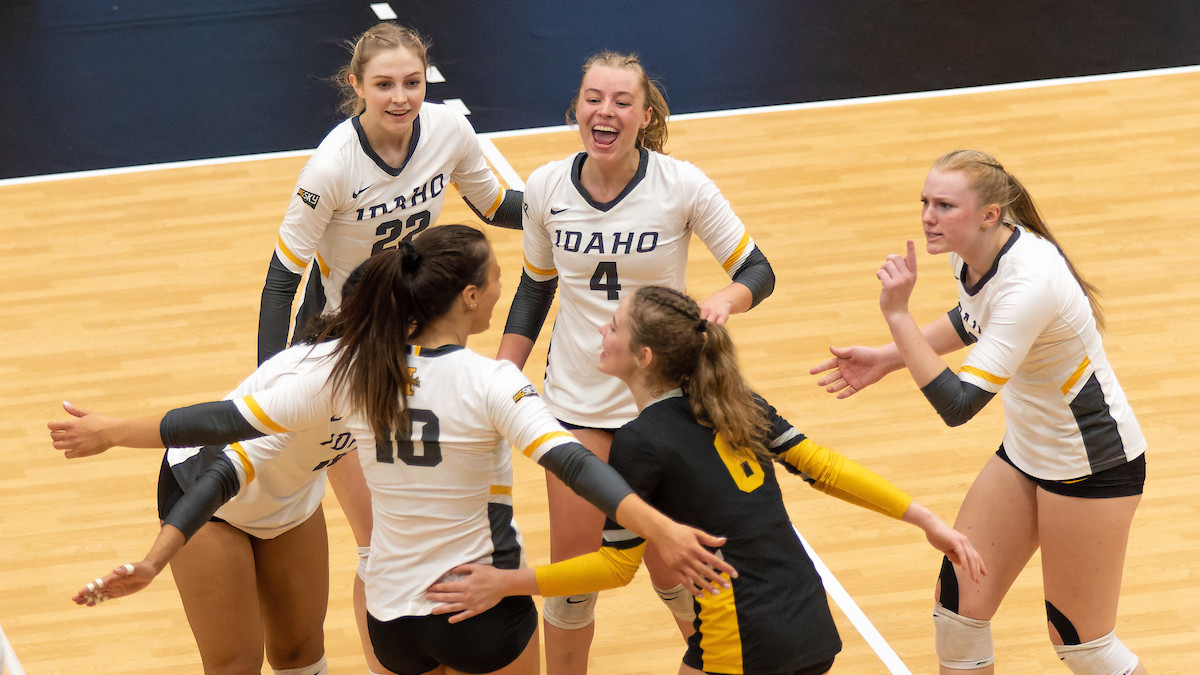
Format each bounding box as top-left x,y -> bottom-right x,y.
3,69 -> 1198,673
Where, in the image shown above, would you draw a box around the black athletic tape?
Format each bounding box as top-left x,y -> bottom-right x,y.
160,401 -> 266,448
920,368 -> 995,427
1045,600 -> 1082,645
938,556 -> 959,614
503,271 -> 558,341
162,455 -> 241,541
259,253 -> 304,364
729,247 -> 775,309
539,442 -> 634,520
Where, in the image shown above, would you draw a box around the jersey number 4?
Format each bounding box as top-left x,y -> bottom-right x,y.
372,210 -> 432,256
590,261 -> 622,300
376,409 -> 442,466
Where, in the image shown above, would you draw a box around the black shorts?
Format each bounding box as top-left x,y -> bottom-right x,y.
682,654 -> 836,675
367,595 -> 537,675
996,446 -> 1145,498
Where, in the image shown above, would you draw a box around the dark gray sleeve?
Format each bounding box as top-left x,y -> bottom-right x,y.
920,367 -> 996,427
161,453 -> 241,540
538,442 -> 634,520
947,305 -> 978,345
258,252 -> 303,365
730,247 -> 775,309
503,271 -> 558,341
489,189 -> 524,230
160,401 -> 266,448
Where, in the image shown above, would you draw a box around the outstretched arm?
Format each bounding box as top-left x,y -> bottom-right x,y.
901,501 -> 986,583
73,525 -> 183,606
49,402 -> 165,458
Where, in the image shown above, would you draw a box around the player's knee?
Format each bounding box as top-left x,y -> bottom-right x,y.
271,655 -> 328,675
653,583 -> 697,622
1046,601 -> 1139,674
933,603 -> 994,670
1054,630 -> 1139,674
357,546 -> 370,580
542,593 -> 597,630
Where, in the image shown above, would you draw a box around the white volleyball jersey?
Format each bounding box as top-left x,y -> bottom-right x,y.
234,344 -> 577,620
276,103 -> 509,311
166,341 -> 351,539
522,149 -> 760,427
950,227 -> 1145,480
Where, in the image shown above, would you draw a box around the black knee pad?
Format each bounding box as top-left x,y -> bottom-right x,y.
938,556 -> 959,613
1045,600 -> 1081,645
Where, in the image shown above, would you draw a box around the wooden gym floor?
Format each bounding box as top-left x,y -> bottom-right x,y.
2,68 -> 1199,673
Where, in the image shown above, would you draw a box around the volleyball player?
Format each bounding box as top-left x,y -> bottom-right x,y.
812,150 -> 1148,674
498,51 -> 775,673
53,225 -> 735,675
429,286 -> 984,675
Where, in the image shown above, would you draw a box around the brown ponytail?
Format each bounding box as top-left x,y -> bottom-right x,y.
627,287 -> 769,461
933,150 -> 1105,330
320,225 -> 491,440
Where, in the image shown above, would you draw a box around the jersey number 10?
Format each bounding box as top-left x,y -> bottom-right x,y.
376,408 -> 442,466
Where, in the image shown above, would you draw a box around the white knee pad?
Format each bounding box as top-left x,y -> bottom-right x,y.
1054,630 -> 1139,675
357,546 -> 369,580
933,603 -> 995,670
653,583 -> 697,622
272,655 -> 328,675
542,593 -> 598,630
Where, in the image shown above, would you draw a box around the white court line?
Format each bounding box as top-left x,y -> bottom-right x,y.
3,63 -> 1197,187
478,137 -> 525,190
1,622 -> 28,675
795,526 -> 913,674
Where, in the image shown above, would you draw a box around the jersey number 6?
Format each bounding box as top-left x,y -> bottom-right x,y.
376,408 -> 442,466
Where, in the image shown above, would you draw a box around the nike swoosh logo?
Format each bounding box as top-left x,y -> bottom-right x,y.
565,597 -> 588,604
352,185 -> 374,198
550,207 -> 570,215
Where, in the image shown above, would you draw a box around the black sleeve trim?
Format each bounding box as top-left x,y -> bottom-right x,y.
538,442 -> 634,520
258,252 -> 303,365
947,305 -> 977,345
160,401 -> 266,448
503,271 -> 558,340
920,368 -> 995,427
162,453 -> 241,540
730,247 -> 775,309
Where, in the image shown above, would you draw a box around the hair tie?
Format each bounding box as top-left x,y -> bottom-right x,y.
696,318 -> 707,333
397,240 -> 422,271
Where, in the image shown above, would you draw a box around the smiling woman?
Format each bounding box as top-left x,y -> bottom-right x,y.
495,51 -> 779,673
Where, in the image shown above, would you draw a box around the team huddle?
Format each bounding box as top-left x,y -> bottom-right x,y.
47,21 -> 1148,675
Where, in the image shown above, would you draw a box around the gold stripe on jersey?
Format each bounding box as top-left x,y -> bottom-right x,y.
960,364 -> 1009,386
228,442 -> 256,485
720,232 -> 751,273
277,235 -> 307,268
489,485 -> 512,496
524,255 -> 556,277
483,188 -> 504,219
519,430 -> 574,459
1061,356 -> 1091,395
241,395 -> 291,433
696,573 -> 744,674
315,251 -> 330,279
